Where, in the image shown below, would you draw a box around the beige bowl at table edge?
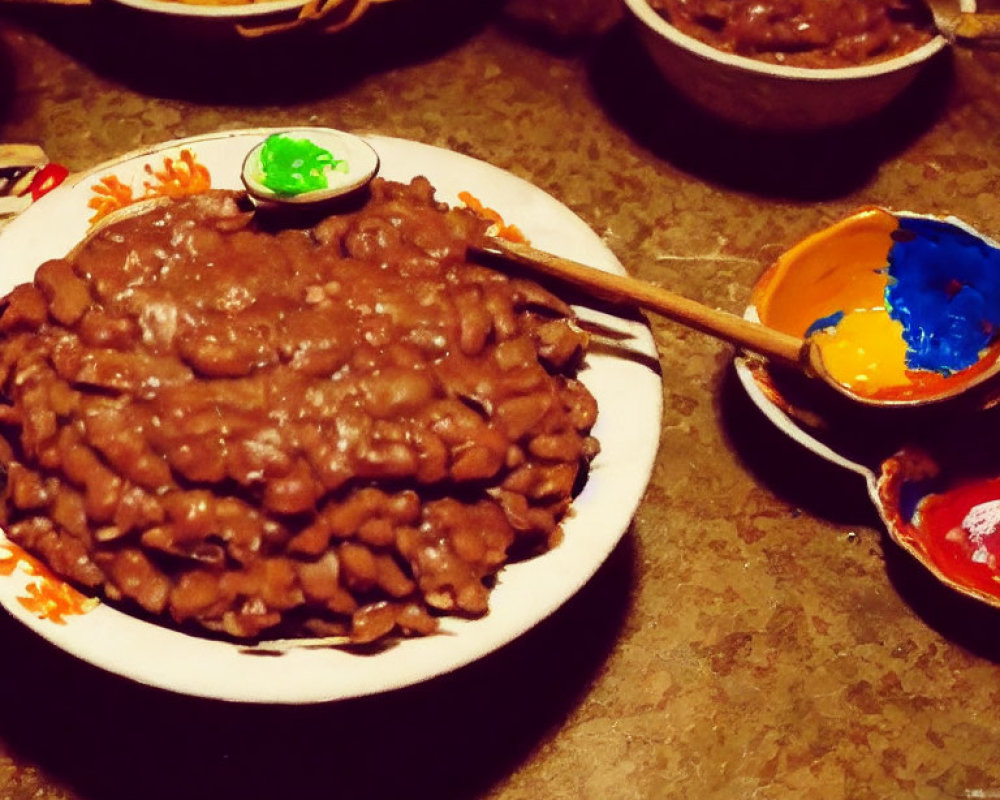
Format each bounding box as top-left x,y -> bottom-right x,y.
621,0 -> 975,130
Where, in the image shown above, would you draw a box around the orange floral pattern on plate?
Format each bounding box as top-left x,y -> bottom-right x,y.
88,149 -> 212,223
0,542 -> 98,624
458,190 -> 526,243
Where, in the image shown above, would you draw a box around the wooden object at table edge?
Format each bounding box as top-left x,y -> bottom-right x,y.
0,0 -> 92,6
0,0 -> 401,36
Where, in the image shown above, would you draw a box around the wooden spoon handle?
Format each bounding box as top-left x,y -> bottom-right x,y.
954,12 -> 1000,40
481,238 -> 806,366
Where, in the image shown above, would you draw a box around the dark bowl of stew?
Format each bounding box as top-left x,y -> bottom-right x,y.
622,0 -> 967,130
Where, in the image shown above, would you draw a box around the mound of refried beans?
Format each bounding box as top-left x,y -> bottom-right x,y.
0,177 -> 599,644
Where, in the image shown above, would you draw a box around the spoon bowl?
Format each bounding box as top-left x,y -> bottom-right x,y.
753,207 -> 1000,409
241,128 -> 379,206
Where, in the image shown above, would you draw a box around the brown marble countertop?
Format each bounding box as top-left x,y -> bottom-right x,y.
3,1 -> 1000,797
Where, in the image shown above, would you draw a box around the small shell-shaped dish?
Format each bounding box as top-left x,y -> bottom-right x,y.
241,128 -> 379,206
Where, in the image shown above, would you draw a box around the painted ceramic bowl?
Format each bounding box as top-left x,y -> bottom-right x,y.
0,129 -> 662,703
738,207 -> 1000,610
621,0 -> 973,130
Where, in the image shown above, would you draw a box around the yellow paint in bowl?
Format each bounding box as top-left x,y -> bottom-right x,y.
809,306 -> 911,393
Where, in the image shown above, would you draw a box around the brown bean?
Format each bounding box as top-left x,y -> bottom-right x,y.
450,442 -> 505,482
396,602 -> 438,636
35,259 -> 92,326
103,548 -> 171,613
374,553 -> 416,598
78,309 -> 139,349
528,431 -> 582,462
6,464 -> 51,511
50,485 -> 88,540
360,367 -> 436,418
339,541 -> 378,588
0,283 -> 47,332
263,460 -> 321,515
454,286 -> 493,357
496,393 -> 553,440
170,569 -> 226,619
177,326 -> 276,378
351,600 -> 399,643
296,551 -> 343,602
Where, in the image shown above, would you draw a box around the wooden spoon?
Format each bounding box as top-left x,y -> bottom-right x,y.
478,237 -> 1000,409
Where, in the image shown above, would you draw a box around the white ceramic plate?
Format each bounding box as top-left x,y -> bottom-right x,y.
0,129 -> 662,704
733,344 -> 877,484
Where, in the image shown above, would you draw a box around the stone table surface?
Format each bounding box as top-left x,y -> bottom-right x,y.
2,1 -> 1000,798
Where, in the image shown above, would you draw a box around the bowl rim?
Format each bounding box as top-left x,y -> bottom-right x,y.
106,0 -> 307,19
621,0 -> 968,81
